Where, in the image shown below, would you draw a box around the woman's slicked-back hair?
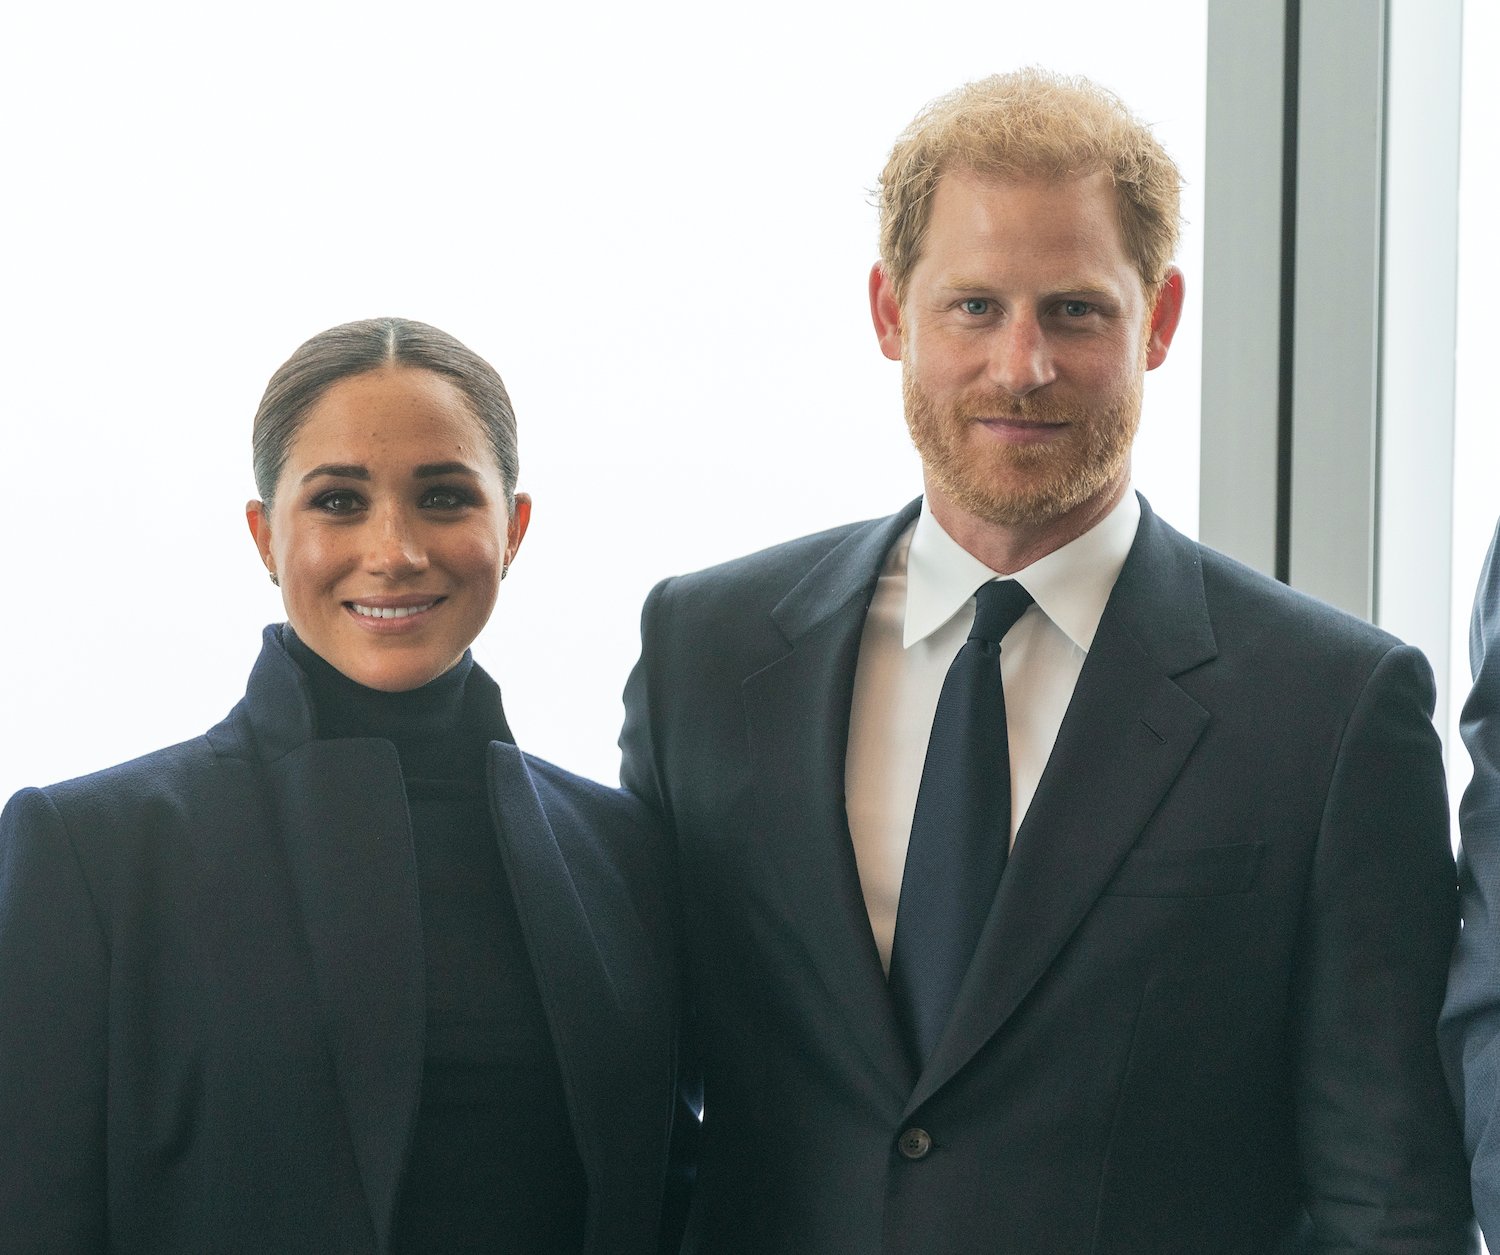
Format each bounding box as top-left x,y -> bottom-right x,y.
251,317 -> 519,509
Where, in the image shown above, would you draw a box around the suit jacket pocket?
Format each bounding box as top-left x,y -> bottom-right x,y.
1103,842 -> 1263,897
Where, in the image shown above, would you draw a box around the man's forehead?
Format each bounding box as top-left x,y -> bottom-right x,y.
938,164 -> 1116,203
926,171 -> 1123,250
909,167 -> 1146,292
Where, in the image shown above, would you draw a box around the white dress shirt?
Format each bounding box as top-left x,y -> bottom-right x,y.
845,491 -> 1141,971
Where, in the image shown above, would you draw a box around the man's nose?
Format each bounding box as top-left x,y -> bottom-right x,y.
987,314 -> 1057,397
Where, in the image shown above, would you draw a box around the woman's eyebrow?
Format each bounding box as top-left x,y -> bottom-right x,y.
297,462 -> 480,483
300,462 -> 368,484
414,462 -> 479,478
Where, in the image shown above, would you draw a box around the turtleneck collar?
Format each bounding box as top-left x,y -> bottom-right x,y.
212,626 -> 516,769
280,625 -> 475,743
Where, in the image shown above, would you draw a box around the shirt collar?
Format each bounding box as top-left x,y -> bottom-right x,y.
903,490 -> 1141,652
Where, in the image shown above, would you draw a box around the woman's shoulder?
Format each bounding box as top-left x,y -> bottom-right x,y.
6,663 -> 268,832
510,749 -> 658,835
12,734 -> 215,807
2,728 -> 254,859
492,748 -> 669,888
504,750 -> 678,948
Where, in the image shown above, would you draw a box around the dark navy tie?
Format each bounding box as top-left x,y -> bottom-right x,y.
888,578 -> 1034,1068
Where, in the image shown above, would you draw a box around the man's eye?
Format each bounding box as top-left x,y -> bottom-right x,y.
314,490 -> 362,513
962,298 -> 991,316
1062,300 -> 1093,317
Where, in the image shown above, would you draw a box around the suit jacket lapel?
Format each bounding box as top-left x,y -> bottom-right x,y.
233,629 -> 426,1254
907,501 -> 1218,1113
268,739 -> 424,1255
743,502 -> 922,1102
484,744 -> 623,1194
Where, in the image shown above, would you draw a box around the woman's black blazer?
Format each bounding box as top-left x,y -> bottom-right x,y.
0,627 -> 682,1254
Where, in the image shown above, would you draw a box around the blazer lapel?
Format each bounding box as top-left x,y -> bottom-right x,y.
908,502 -> 1218,1113
268,740 -> 424,1255
742,502 -> 922,1102
483,744 -> 624,1187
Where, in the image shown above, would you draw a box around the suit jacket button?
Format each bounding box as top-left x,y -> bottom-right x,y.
898,1128 -> 932,1160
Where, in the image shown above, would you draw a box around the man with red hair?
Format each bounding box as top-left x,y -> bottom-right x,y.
624,69 -> 1472,1252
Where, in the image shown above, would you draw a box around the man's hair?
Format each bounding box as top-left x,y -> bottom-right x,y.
877,68 -> 1182,302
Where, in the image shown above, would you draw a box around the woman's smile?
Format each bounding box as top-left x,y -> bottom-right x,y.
248,365 -> 529,691
346,596 -> 446,628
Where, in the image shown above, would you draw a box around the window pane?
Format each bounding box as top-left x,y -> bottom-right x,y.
0,1 -> 1207,786
1449,0 -> 1500,822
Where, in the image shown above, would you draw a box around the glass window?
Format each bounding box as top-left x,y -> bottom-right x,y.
1449,0 -> 1499,817
0,2 -> 1207,787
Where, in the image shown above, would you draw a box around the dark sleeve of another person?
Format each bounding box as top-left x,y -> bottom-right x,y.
1442,517 -> 1500,1247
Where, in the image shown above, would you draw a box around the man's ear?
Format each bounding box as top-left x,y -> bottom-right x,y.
1145,267 -> 1185,370
869,262 -> 904,362
246,500 -> 275,576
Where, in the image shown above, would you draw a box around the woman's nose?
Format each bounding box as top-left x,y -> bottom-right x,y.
366,508 -> 429,577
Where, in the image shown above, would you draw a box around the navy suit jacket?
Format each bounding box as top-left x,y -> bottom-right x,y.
1442,517 -> 1500,1244
622,496 -> 1472,1253
0,627 -> 682,1254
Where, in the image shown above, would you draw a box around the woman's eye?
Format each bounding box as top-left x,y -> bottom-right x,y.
421,487 -> 471,510
962,298 -> 991,316
313,490 -> 363,514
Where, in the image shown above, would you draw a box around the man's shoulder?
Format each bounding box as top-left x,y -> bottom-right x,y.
673,516 -> 890,588
650,504 -> 917,614
1178,536 -> 1420,704
1123,506 -> 1415,700
1138,504 -> 1396,648
1196,541 -> 1397,653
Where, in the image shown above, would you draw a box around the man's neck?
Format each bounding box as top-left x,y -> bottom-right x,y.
925,476 -> 1130,575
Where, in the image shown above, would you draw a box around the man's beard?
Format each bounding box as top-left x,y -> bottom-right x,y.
902,366 -> 1142,528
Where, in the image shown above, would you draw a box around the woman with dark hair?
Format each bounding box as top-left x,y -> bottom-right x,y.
0,318 -> 684,1254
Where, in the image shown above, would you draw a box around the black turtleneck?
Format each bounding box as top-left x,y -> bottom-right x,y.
283,629 -> 587,1254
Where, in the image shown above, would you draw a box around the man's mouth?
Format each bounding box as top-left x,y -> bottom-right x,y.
974,416 -> 1068,442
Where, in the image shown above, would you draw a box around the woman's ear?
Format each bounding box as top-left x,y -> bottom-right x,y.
504,493 -> 532,574
246,500 -> 275,578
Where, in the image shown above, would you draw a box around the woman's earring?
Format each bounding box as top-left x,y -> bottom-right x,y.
269,571 -> 280,587
500,563 -> 509,581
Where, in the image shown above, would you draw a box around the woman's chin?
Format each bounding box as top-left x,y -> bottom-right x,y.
314,640 -> 465,692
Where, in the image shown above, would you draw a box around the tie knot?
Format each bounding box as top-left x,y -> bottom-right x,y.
970,579 -> 1033,644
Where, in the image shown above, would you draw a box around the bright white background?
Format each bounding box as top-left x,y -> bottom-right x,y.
0,1 -> 1206,796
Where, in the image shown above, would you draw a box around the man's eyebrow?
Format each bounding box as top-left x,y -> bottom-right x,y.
939,277 -> 1116,297
932,276 -> 991,294
414,462 -> 480,478
301,463 -> 369,484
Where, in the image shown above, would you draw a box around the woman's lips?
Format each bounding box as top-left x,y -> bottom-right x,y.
344,596 -> 445,629
349,600 -> 437,619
